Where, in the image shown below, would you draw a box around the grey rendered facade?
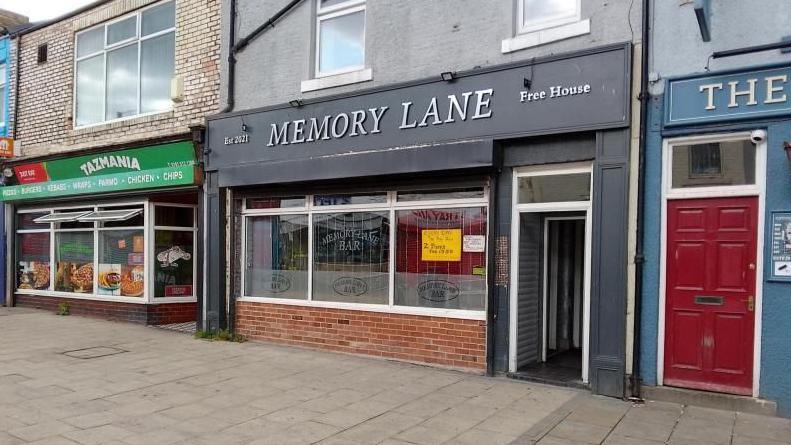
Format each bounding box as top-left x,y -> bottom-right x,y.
205,0 -> 643,397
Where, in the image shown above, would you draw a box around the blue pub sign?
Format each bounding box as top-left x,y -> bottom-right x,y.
665,64 -> 791,126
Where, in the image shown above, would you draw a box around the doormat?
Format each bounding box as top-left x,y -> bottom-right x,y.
62,346 -> 128,359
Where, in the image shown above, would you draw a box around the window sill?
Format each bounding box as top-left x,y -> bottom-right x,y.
237,296 -> 487,321
301,68 -> 373,93
501,19 -> 590,53
72,110 -> 174,135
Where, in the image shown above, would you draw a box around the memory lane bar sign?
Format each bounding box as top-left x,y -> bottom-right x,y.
1,142 -> 198,201
206,45 -> 631,173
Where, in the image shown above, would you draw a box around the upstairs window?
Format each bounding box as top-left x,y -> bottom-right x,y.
0,63 -> 6,129
518,0 -> 580,33
315,0 -> 366,77
74,0 -> 176,127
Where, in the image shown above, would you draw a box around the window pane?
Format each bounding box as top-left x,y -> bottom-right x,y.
154,230 -> 194,297
140,33 -> 174,113
313,193 -> 386,206
107,16 -> 137,45
395,207 -> 486,311
397,188 -> 485,202
55,232 -> 94,293
313,211 -> 389,304
517,173 -> 591,203
98,230 -> 145,297
523,0 -> 576,27
76,55 -> 104,126
106,44 -> 139,120
17,212 -> 50,230
100,206 -> 145,227
318,10 -> 365,74
155,206 -> 194,227
142,1 -> 176,36
17,232 -> 50,290
320,0 -> 351,8
246,197 -> 306,209
55,209 -> 95,229
76,28 -> 104,57
245,215 -> 309,299
672,140 -> 755,188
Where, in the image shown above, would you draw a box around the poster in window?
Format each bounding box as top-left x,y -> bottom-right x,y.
154,230 -> 194,297
771,212 -> 791,280
17,232 -> 50,290
421,229 -> 462,261
97,263 -> 122,296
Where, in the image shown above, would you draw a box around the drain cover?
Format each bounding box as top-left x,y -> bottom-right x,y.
63,346 -> 127,359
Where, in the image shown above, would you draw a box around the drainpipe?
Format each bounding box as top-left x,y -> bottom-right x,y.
221,0 -> 304,114
630,0 -> 650,399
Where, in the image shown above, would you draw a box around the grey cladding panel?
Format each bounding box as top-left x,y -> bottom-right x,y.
517,213 -> 542,369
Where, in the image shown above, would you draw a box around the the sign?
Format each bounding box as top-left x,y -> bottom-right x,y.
0,137 -> 14,158
463,235 -> 486,253
207,45 -> 630,183
164,285 -> 193,297
770,212 -> 791,280
1,142 -> 198,201
666,64 -> 791,127
421,229 -> 462,261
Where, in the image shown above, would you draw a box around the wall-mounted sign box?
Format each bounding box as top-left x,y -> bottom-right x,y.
1,142 -> 198,201
665,64 -> 791,127
0,137 -> 14,158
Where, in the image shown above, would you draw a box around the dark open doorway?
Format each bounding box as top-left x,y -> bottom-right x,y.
514,212 -> 586,388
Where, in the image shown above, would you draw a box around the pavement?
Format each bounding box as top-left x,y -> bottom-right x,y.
0,307 -> 788,445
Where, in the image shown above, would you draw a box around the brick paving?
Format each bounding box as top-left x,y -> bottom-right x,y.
0,307 -> 788,445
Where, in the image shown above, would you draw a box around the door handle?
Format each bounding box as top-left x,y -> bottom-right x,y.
742,295 -> 755,312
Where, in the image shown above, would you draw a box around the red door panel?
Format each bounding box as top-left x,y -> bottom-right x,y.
664,197 -> 756,395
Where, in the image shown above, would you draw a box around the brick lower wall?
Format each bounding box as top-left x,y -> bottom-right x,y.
15,294 -> 196,325
235,301 -> 487,370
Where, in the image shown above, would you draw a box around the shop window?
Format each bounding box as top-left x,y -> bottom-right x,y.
17,232 -> 50,291
0,63 -> 6,129
98,229 -> 145,297
154,229 -> 195,298
519,0 -> 580,33
315,0 -> 366,77
55,232 -> 94,293
518,173 -> 591,203
394,207 -> 487,311
155,206 -> 194,227
95,206 -> 146,228
313,193 -> 386,206
74,0 -> 175,127
672,139 -> 755,189
244,214 -> 309,299
17,212 -> 50,230
246,197 -> 306,210
397,188 -> 486,202
313,211 -> 389,304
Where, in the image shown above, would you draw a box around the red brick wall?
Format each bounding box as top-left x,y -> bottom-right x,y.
236,301 -> 487,370
15,294 -> 196,325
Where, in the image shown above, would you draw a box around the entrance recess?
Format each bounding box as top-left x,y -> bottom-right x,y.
509,163 -> 592,385
664,197 -> 757,395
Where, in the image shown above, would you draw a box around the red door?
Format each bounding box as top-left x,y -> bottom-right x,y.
664,197 -> 757,395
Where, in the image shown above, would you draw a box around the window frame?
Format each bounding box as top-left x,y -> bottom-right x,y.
15,199 -> 197,304
72,0 -> 176,129
240,189 -> 489,320
314,0 -> 367,78
517,0 -> 581,35
665,133 -> 761,200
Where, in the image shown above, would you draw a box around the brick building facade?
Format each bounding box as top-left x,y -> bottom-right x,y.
2,0 -> 219,325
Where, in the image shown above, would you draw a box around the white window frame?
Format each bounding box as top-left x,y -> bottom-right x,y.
314,0 -> 367,78
658,132 -> 766,398
15,199 -> 197,305
517,0 -> 581,35
72,0 -> 176,129
239,189 -> 489,320
508,162 -> 593,384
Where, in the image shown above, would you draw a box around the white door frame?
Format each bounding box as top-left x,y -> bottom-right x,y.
508,162 -> 593,384
542,215 -> 586,362
657,131 -> 766,398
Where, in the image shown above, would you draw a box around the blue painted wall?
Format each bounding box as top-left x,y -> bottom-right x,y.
0,36 -> 8,307
0,36 -> 8,137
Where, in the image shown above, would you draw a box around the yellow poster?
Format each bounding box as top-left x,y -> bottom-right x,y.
421,229 -> 462,261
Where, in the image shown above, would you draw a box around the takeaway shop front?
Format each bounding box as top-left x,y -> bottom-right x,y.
205,44 -> 633,397
2,141 -> 201,325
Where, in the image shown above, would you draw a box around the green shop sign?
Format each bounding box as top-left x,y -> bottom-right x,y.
2,142 -> 199,201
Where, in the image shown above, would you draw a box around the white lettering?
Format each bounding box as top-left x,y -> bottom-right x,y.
400,102 -> 417,129
445,92 -> 473,123
418,97 -> 442,127
765,75 -> 788,104
349,110 -> 367,136
472,88 -> 493,120
331,113 -> 349,138
306,116 -> 331,142
291,119 -> 306,143
267,122 -> 290,146
699,83 -> 723,110
369,107 -> 388,134
728,79 -> 758,108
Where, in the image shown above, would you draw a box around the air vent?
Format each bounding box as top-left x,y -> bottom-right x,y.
37,44 -> 48,64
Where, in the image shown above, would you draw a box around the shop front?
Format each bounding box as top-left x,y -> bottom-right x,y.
205,44 -> 633,396
2,141 -> 201,325
641,62 -> 791,413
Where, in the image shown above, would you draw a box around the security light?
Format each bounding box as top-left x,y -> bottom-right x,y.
289,99 -> 303,108
440,71 -> 456,82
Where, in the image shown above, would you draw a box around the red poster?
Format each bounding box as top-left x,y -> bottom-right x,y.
165,285 -> 192,297
14,163 -> 49,184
